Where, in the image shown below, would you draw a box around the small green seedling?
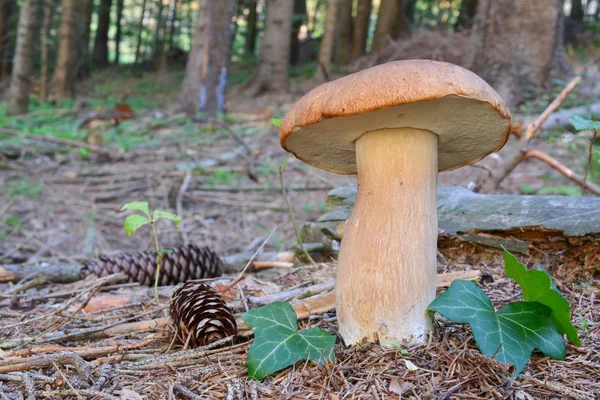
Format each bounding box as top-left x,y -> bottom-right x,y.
570,115 -> 600,194
120,201 -> 181,300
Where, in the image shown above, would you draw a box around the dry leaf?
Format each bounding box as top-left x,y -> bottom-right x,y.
120,389 -> 143,400
404,359 -> 418,371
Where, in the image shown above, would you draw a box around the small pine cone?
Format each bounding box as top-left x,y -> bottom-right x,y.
170,282 -> 237,347
81,244 -> 223,286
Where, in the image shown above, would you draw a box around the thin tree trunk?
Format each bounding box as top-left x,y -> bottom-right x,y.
308,0 -> 324,36
93,0 -> 112,67
336,0 -> 353,65
153,0 -> 166,57
167,0 -> 179,49
8,0 -> 39,115
0,0 -> 16,81
134,0 -> 149,64
115,0 -> 125,64
52,0 -> 79,99
372,0 -> 410,54
570,0 -> 585,21
318,0 -> 339,80
177,0 -> 235,116
455,0 -> 478,29
40,0 -> 54,103
159,0 -> 177,74
245,0 -> 258,56
352,0 -> 372,59
244,0 -> 293,95
78,0 -> 94,78
290,0 -> 307,65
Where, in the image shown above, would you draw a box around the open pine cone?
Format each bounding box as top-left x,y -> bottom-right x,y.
81,244 -> 223,286
170,282 -> 237,348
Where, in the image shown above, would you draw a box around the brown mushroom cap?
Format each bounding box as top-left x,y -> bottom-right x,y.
280,60 -> 511,174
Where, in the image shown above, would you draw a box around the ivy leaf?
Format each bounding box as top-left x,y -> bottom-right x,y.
570,115 -> 600,131
120,202 -> 150,218
271,118 -> 282,128
428,280 -> 565,376
152,210 -> 181,227
123,215 -> 151,236
242,301 -> 335,381
503,250 -> 581,346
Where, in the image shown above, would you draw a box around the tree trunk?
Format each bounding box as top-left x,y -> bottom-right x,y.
115,0 -> 125,64
167,0 -> 179,49
78,0 -> 94,78
371,0 -> 410,54
245,0 -> 258,56
52,0 -> 79,99
93,0 -> 112,67
352,0 -> 372,59
153,0 -> 166,57
570,0 -> 584,21
8,0 -> 39,115
134,0 -> 149,64
290,0 -> 307,65
0,0 -> 16,81
40,0 -> 54,103
455,0 -> 478,29
244,0 -> 293,95
465,0 -> 570,107
318,0 -> 339,80
336,0 -> 353,65
177,0 -> 235,116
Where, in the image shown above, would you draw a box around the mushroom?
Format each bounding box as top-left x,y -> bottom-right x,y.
280,60 -> 511,346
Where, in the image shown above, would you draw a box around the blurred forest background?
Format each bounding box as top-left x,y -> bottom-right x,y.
0,0 -> 599,257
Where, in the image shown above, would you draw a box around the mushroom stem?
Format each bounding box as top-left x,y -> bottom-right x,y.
336,128 -> 438,346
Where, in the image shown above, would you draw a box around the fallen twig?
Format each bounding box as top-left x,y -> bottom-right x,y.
496,77 -> 582,187
0,128 -> 113,158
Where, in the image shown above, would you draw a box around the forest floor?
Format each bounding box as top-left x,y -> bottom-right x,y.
0,64 -> 599,398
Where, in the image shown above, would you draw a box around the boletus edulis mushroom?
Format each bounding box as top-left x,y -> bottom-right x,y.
280,60 -> 511,346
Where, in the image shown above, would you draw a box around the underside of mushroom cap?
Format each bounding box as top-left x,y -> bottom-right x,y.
280,60 -> 511,174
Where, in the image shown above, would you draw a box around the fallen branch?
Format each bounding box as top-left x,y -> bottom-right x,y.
0,128 -> 113,158
524,149 -> 600,195
496,77 -> 582,187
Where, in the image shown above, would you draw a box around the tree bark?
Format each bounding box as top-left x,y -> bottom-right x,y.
134,0 -> 149,64
290,0 -> 307,65
318,0 -> 339,80
93,0 -> 112,67
115,0 -> 125,64
177,0 -> 235,116
78,0 -> 94,78
465,0 -> 570,107
40,0 -> 54,102
352,0 -> 372,59
243,0 -> 293,95
0,0 -> 16,81
52,0 -> 79,99
167,0 -> 179,49
336,0 -> 353,65
371,0 -> 410,54
454,0 -> 478,29
245,0 -> 258,56
8,0 -> 39,115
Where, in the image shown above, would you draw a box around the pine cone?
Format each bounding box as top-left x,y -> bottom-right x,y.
81,244 -> 223,286
170,282 -> 237,347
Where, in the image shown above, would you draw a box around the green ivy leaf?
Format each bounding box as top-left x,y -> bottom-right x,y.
428,280 -> 565,376
152,210 -> 181,227
271,118 -> 282,128
570,115 -> 600,131
242,301 -> 335,381
123,214 -> 151,236
120,202 -> 150,218
503,249 -> 581,346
